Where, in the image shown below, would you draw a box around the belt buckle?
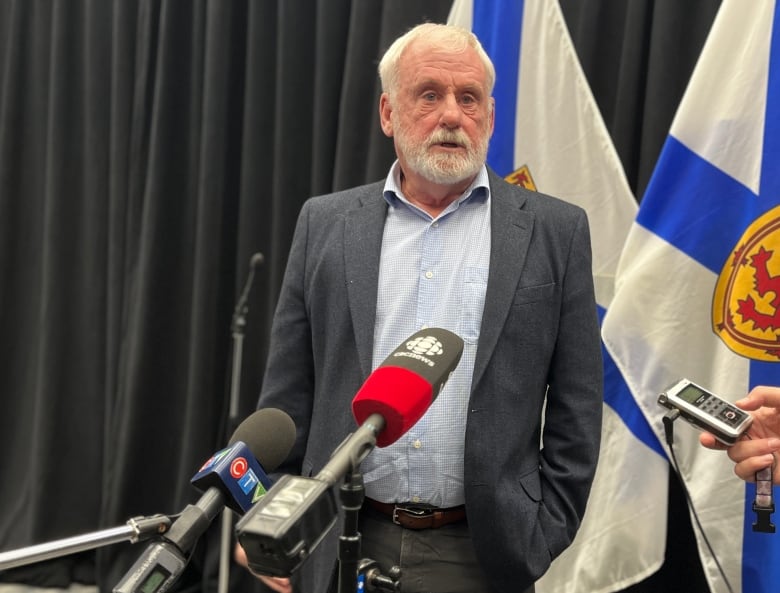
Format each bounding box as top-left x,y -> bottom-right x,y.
392,504 -> 432,526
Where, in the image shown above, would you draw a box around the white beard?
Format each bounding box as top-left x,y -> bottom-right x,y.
393,115 -> 490,185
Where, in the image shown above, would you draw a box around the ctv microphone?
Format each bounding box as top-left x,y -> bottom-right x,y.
236,328 -> 463,577
113,408 -> 296,593
191,407 -> 295,512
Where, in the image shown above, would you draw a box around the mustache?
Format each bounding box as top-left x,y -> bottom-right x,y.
426,129 -> 471,148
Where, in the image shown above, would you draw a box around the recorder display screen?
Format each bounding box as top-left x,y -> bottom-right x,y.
678,384 -> 706,405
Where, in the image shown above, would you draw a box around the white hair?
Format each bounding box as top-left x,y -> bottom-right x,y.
377,23 -> 496,100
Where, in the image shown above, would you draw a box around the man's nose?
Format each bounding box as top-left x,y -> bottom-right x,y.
438,94 -> 462,127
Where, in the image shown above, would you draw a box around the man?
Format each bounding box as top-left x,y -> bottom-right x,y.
239,22 -> 603,593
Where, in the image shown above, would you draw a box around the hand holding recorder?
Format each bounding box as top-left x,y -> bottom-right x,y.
697,384 -> 780,484
662,379 -> 778,533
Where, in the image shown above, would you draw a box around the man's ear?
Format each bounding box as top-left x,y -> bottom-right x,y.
379,93 -> 394,138
488,97 -> 496,136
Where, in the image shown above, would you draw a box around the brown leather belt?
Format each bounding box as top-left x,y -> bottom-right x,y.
364,498 -> 466,530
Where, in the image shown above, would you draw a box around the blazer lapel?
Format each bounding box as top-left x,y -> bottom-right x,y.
344,189 -> 387,377
472,177 -> 535,391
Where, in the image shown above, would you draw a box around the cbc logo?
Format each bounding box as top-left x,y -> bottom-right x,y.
406,335 -> 444,356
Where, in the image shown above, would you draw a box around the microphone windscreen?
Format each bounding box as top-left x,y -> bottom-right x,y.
352,328 -> 464,447
352,366 -> 433,446
229,408 -> 296,471
250,252 -> 265,269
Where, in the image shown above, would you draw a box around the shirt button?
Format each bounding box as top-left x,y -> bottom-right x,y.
413,439 -> 422,449
412,496 -> 421,503
425,271 -> 433,279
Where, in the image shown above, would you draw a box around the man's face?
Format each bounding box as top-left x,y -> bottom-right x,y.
380,41 -> 495,185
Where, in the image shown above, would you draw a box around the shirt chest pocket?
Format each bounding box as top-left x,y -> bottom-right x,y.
459,266 -> 488,344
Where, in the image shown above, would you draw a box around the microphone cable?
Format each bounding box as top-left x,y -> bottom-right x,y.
662,409 -> 734,593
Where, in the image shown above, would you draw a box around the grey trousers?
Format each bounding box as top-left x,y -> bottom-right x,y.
349,505 -> 536,593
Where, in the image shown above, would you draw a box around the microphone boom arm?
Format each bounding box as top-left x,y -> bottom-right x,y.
316,413 -> 385,485
0,515 -> 172,572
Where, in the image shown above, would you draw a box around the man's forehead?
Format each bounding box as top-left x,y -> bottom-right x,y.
400,44 -> 488,88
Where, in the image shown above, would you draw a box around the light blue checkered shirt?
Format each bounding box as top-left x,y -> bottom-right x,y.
361,162 -> 491,507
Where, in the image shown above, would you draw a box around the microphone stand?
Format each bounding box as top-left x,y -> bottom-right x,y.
218,253 -> 263,593
337,471 -> 364,593
336,474 -> 400,593
0,515 -> 172,571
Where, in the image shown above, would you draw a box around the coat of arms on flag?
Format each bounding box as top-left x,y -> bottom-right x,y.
713,207 -> 780,361
505,165 -> 537,191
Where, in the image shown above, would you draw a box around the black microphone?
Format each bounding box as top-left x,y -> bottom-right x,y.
113,408 -> 296,593
249,252 -> 265,268
235,328 -> 464,577
232,252 -> 264,332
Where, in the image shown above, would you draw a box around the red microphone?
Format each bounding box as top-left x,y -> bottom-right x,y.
351,327 -> 463,446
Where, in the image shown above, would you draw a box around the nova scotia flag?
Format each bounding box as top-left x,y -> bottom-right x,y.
603,1 -> 780,592
449,1 -> 667,591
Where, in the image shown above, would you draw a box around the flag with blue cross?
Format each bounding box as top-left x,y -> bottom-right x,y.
603,1 -> 780,592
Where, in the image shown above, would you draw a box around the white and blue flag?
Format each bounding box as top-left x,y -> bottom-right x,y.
448,2 -> 667,591
603,1 -> 780,592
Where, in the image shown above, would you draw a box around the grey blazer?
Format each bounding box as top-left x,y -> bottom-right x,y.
257,168 -> 603,593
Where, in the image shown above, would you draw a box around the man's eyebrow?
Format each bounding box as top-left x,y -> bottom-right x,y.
412,79 -> 485,96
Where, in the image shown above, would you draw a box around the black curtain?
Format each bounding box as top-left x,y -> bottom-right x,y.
0,1 -> 720,592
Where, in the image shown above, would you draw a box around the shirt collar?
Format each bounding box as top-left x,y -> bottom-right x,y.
382,161 -> 490,210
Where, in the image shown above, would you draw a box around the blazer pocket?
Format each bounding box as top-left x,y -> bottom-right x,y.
511,282 -> 555,307
506,282 -> 558,347
518,468 -> 543,502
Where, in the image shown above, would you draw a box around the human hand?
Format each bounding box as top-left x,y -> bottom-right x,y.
234,542 -> 293,593
699,385 -> 780,483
